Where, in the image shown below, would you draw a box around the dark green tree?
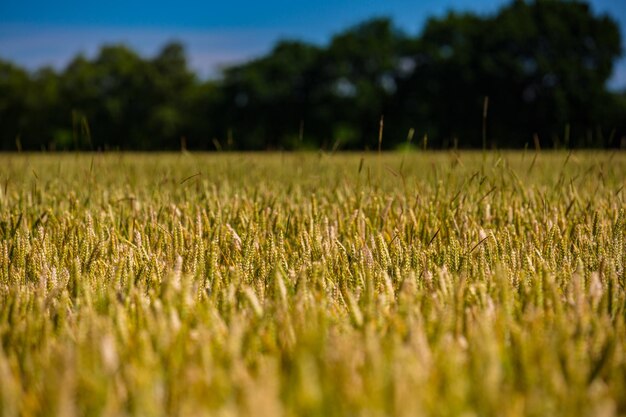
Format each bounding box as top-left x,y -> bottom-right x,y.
489,0 -> 622,147
148,42 -> 197,149
218,40 -> 322,149
57,42 -> 195,150
400,0 -> 623,148
317,18 -> 410,149
58,46 -> 146,149
0,60 -> 31,150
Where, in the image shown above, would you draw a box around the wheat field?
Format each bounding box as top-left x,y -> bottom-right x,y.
0,152 -> 625,417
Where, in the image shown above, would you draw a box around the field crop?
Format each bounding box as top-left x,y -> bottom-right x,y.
0,152 -> 625,417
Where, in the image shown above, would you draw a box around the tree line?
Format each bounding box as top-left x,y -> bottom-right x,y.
1,0 -> 625,151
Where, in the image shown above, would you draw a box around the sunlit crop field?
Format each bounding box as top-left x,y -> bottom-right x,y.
1,152 -> 625,417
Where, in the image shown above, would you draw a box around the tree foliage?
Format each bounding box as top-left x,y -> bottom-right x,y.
0,0 -> 624,150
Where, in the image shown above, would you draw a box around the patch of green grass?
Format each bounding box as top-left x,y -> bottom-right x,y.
0,151 -> 625,416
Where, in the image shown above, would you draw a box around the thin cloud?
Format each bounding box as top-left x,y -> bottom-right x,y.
0,24 -> 282,77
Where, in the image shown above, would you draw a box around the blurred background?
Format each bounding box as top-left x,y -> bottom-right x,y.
1,0 -> 625,150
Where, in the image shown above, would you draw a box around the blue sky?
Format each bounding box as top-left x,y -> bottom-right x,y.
1,0 -> 624,88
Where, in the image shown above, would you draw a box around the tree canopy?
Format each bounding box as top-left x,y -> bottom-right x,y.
0,0 -> 624,151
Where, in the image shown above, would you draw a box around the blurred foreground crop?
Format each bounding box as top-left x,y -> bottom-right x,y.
0,151 -> 625,416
